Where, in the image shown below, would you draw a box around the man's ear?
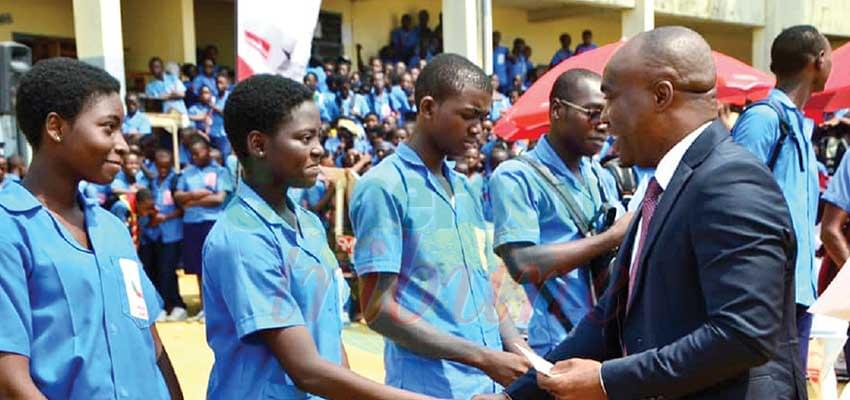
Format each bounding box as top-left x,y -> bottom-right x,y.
419,95 -> 437,120
653,80 -> 674,111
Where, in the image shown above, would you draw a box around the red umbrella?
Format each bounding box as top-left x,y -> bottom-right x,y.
495,40 -> 775,141
805,42 -> 850,123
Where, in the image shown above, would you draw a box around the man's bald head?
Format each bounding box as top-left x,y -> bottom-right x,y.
602,26 -> 718,168
613,26 -> 715,93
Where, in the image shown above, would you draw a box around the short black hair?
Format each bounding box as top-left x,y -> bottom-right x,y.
224,74 -> 314,160
414,53 -> 491,107
560,33 -> 572,42
136,188 -> 154,204
582,30 -> 592,37
550,68 -> 600,103
770,25 -> 827,77
149,56 -> 163,67
16,57 -> 120,150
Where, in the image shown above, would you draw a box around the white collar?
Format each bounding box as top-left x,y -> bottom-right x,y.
654,121 -> 712,189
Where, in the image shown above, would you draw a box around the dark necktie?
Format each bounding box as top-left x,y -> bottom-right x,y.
627,177 -> 663,309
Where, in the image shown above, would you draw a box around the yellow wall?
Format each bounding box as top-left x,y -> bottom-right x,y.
194,0 -> 235,68
0,0 -> 75,41
494,7 -> 622,66
121,0 -> 193,73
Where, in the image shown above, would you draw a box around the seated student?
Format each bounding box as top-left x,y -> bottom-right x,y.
390,127 -> 409,147
389,72 -> 416,122
139,149 -> 188,322
350,54 -> 531,400
122,92 -> 152,142
328,75 -> 370,122
368,72 -> 393,121
188,86 -> 215,137
192,58 -> 219,98
0,57 -> 181,399
208,73 -> 233,157
145,56 -> 188,115
203,73 -> 434,400
174,135 -> 228,322
111,151 -> 147,196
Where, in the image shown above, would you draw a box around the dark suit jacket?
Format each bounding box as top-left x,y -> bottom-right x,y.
506,120 -> 806,399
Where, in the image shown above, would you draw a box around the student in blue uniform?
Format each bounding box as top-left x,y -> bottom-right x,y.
389,72 -> 416,121
174,136 -> 227,321
202,73 -> 433,400
549,33 -> 573,67
489,74 -> 512,122
188,86 -> 214,136
209,73 -> 232,158
110,151 -> 147,196
350,54 -> 531,400
492,31 -> 510,94
0,57 -> 181,399
731,25 -> 832,368
145,57 -> 188,115
140,149 -> 188,322
368,72 -> 393,122
490,69 -> 632,356
192,58 -> 219,98
122,92 -> 152,142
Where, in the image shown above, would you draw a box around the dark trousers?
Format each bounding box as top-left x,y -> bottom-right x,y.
796,303 -> 814,369
139,240 -> 186,311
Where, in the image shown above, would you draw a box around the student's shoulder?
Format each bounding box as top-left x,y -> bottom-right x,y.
491,157 -> 533,180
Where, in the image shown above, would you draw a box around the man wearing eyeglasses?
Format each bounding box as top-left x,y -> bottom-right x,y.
489,68 -> 633,357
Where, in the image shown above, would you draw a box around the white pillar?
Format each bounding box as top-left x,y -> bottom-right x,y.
72,0 -> 126,93
442,0 -> 487,69
621,0 -> 654,40
752,0 -> 806,72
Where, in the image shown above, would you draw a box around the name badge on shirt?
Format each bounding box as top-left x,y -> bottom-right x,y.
162,189 -> 174,206
203,171 -> 218,189
119,258 -> 149,321
497,54 -> 505,64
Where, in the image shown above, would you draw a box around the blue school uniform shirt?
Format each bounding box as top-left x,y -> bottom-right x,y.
489,135 -> 623,355
369,91 -> 393,121
188,103 -> 212,132
575,43 -> 598,54
111,169 -> 148,194
391,27 -> 419,58
122,111 -> 152,135
330,93 -> 371,122
145,74 -> 188,114
202,183 -> 347,399
192,73 -> 219,97
509,55 -> 531,86
80,180 -> 112,206
210,90 -> 230,138
0,181 -> 167,399
350,143 -> 502,399
177,162 -> 227,223
489,93 -> 512,122
493,46 -> 510,90
824,151 -> 850,214
732,89 -> 819,306
317,91 -> 337,123
150,172 -> 184,244
550,48 -> 572,66
306,65 -> 328,93
390,85 -> 415,118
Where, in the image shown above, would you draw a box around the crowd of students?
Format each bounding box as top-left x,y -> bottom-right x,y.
2,19 -> 850,400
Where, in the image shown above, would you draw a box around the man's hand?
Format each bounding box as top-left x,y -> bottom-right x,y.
537,359 -> 606,400
606,212 -> 634,243
478,349 -> 531,387
471,394 -> 509,400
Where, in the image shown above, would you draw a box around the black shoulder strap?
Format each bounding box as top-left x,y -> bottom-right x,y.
745,100 -> 804,172
518,155 -> 594,237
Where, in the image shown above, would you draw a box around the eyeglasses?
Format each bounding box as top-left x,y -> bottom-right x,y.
552,98 -> 603,122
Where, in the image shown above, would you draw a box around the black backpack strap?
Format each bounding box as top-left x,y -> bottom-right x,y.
744,100 -> 805,172
517,155 -> 594,237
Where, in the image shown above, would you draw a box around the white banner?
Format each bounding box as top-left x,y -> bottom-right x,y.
236,0 -> 321,82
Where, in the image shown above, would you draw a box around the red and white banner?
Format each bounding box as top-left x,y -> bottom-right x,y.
236,0 -> 321,82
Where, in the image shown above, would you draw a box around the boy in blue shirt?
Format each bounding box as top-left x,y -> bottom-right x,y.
0,57 -> 182,399
192,58 -> 219,98
492,31 -> 510,94
209,73 -> 233,157
188,85 -> 214,136
203,73 -> 434,400
111,151 -> 147,196
550,33 -> 573,67
575,30 -> 598,54
490,69 -> 632,356
369,72 -> 393,121
174,136 -> 228,321
390,72 -> 416,121
122,92 -> 151,142
731,25 -> 832,368
351,54 -> 531,400
145,56 -> 187,115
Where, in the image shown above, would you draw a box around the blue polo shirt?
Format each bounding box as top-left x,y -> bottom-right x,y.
493,46 -> 510,91
122,111 -> 152,135
509,55 -> 532,86
391,28 -> 419,58
150,172 -> 183,244
824,151 -> 850,213
328,93 -> 371,122
145,74 -> 188,114
550,48 -> 572,66
350,143 -> 502,399
177,162 -> 227,223
489,135 -> 622,355
0,181 -> 167,399
188,103 -> 212,132
80,180 -> 112,206
192,73 -> 219,97
732,89 -> 818,306
369,91 -> 393,121
389,85 -> 415,118
575,43 -> 597,54
203,183 -> 346,399
111,170 -> 147,194
210,90 -> 230,138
